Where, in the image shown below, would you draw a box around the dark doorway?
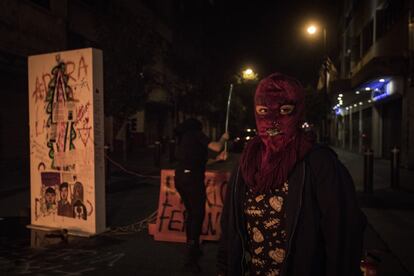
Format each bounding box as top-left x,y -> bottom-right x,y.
344,114 -> 349,149
362,108 -> 372,151
382,98 -> 402,159
0,51 -> 29,190
352,111 -> 360,152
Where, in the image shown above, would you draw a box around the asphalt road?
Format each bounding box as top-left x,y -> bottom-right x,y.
1,149 -> 413,275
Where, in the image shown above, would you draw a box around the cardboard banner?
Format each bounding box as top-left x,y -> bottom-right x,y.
148,169 -> 230,243
28,48 -> 105,236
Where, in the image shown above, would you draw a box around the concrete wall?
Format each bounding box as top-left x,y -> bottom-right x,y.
0,66 -> 29,177
349,1 -> 408,79
0,0 -> 67,56
401,85 -> 414,168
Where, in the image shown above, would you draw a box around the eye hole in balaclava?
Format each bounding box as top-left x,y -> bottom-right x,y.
255,104 -> 295,116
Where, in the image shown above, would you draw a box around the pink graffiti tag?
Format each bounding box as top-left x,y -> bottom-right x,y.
78,127 -> 92,147
32,73 -> 52,103
75,102 -> 90,126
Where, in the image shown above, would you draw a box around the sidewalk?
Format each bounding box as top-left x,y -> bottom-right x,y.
333,147 -> 414,275
333,147 -> 414,192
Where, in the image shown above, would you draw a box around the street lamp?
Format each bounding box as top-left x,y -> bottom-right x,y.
305,23 -> 329,93
305,23 -> 327,54
305,22 -> 331,143
224,67 -> 257,151
242,68 -> 258,81
307,25 -> 317,35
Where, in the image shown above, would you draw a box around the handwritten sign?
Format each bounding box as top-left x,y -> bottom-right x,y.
148,169 -> 230,243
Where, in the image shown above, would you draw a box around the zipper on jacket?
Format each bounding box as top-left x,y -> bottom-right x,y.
284,162 -> 306,272
233,167 -> 246,275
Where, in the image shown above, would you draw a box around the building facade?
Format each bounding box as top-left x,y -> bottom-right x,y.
330,0 -> 414,168
1,0 -> 220,191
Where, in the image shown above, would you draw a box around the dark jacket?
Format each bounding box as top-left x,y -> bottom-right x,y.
217,145 -> 367,276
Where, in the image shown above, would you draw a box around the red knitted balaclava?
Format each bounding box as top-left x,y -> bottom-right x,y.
240,73 -> 315,193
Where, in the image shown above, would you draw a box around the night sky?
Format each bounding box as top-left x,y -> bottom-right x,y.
206,0 -> 339,86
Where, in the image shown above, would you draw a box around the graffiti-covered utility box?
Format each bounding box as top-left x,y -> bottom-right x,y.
28,48 -> 105,236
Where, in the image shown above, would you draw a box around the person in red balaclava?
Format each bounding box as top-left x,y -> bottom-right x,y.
217,73 -> 366,276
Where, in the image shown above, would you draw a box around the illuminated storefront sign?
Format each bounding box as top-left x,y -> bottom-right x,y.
335,107 -> 344,116
333,76 -> 402,116
357,76 -> 402,102
370,78 -> 393,101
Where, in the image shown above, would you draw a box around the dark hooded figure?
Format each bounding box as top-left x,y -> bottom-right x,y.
217,73 -> 366,276
174,118 -> 229,273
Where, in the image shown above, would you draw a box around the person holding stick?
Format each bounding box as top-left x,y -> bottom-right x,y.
174,118 -> 228,273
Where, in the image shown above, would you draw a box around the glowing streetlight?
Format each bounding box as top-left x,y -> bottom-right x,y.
305,23 -> 327,53
242,68 -> 257,81
307,25 -> 317,35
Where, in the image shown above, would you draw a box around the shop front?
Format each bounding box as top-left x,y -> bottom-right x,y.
332,76 -> 404,158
